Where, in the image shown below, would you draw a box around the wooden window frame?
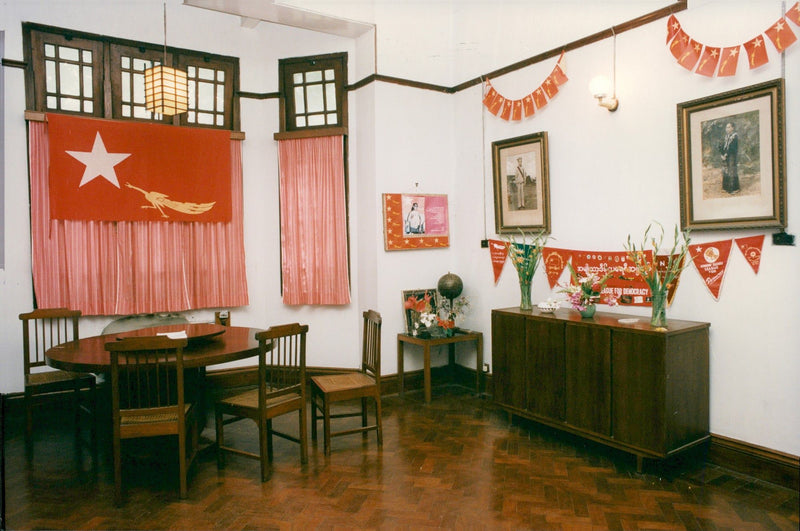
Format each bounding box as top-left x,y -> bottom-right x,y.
277,52 -> 347,139
23,22 -> 240,130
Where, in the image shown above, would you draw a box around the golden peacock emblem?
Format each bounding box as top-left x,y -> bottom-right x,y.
126,182 -> 216,218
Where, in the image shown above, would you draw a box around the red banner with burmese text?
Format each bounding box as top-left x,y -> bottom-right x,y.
48,113 -> 231,222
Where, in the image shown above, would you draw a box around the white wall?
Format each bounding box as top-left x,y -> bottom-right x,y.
2,0 -> 798,457
445,2 -> 800,456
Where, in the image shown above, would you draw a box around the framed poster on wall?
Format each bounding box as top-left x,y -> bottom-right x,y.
382,193 -> 449,251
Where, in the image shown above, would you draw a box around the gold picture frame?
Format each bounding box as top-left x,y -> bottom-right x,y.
677,79 -> 786,230
491,131 -> 551,234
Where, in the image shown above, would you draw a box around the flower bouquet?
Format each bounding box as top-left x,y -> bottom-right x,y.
624,222 -> 691,328
404,293 -> 433,336
504,229 -> 549,310
436,295 -> 471,336
559,263 -> 617,318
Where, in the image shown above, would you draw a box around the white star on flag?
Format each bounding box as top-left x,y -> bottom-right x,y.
66,132 -> 131,188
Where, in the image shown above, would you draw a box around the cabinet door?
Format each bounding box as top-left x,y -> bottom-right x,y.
491,312 -> 527,410
525,319 -> 565,420
612,331 -> 666,453
565,324 -> 611,436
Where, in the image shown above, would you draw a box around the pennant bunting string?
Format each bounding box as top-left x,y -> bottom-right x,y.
666,5 -> 799,77
483,52 -> 568,121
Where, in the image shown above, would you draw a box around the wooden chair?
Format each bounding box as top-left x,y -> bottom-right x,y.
106,336 -> 197,506
311,310 -> 383,456
19,308 -> 96,460
215,323 -> 309,481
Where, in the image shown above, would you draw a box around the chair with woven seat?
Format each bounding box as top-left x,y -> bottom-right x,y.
215,323 -> 309,481
19,308 -> 97,461
106,336 -> 198,506
310,310 -> 382,456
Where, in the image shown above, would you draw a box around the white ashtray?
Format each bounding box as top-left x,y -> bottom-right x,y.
537,301 -> 559,313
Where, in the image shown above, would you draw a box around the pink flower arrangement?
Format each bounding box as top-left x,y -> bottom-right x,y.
558,264 -> 618,311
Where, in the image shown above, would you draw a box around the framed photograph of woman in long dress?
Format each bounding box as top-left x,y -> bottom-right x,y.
491,131 -> 551,234
677,79 -> 786,230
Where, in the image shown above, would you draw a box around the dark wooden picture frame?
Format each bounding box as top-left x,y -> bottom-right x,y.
491,131 -> 551,234
677,79 -> 786,230
401,289 -> 437,333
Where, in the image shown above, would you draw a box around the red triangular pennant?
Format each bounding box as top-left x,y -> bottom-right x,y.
717,46 -> 741,76
786,2 -> 800,26
765,18 -> 798,53
695,46 -> 721,76
489,239 -> 508,284
743,35 -> 769,68
542,247 -> 573,289
691,240 -> 733,300
735,235 -> 765,274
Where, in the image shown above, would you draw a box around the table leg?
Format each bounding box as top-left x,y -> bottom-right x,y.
424,345 -> 431,404
476,335 -> 483,396
397,338 -> 405,397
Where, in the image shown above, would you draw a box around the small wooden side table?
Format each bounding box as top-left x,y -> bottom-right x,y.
397,329 -> 483,404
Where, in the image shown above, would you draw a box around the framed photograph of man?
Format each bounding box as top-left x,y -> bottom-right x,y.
491,131 -> 551,234
677,79 -> 786,230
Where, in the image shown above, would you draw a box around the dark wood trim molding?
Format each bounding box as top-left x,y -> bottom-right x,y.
273,127 -> 347,141
237,90 -> 279,100
708,434 -> 799,491
349,1 -> 687,95
2,58 -> 27,69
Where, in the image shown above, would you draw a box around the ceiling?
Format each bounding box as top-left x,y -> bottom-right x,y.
183,0 -> 680,84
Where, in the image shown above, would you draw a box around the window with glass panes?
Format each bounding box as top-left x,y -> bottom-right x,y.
280,53 -> 346,133
24,23 -> 238,130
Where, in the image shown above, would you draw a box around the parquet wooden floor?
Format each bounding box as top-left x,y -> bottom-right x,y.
3,385 -> 798,530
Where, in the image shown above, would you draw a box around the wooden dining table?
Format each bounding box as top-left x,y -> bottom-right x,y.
45,323 -> 263,373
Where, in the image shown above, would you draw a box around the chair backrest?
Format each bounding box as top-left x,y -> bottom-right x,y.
255,323 -> 308,405
19,308 -> 81,376
361,310 -> 382,382
105,336 -> 189,417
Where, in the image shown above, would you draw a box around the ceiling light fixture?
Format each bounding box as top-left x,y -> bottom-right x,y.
589,30 -> 619,112
144,2 -> 188,116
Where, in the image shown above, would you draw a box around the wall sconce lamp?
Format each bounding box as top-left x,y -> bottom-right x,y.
589,75 -> 618,111
144,2 -> 188,116
589,31 -> 619,112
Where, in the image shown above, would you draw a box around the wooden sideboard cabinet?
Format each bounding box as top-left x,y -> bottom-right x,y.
492,307 -> 710,470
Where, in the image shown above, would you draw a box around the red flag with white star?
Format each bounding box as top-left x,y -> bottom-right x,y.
678,38 -> 703,70
786,2 -> 800,26
743,36 -> 769,68
511,100 -> 523,121
522,95 -> 535,118
695,46 -> 721,77
48,113 -> 231,222
532,88 -> 547,110
765,18 -> 797,52
666,14 -> 681,44
670,29 -> 690,61
717,46 -> 741,76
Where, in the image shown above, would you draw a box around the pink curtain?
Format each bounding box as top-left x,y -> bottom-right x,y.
278,136 -> 350,305
29,120 -> 249,316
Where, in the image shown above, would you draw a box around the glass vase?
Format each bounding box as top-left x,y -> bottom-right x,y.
650,288 -> 668,328
519,280 -> 533,310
